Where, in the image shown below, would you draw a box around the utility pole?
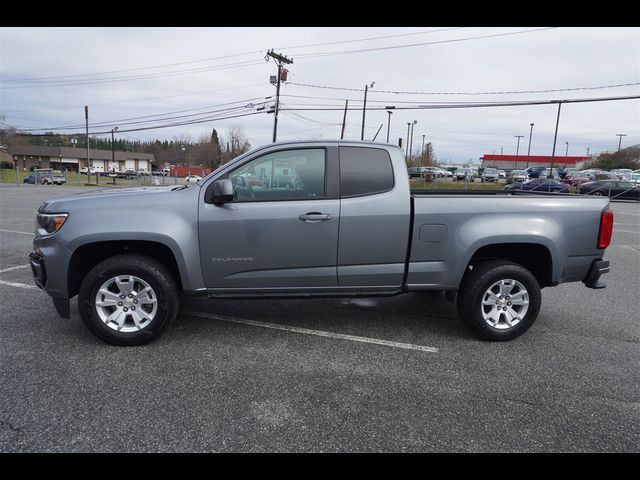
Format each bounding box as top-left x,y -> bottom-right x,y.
421,134 -> 426,157
565,141 -> 569,156
340,100 -> 348,140
515,135 -> 524,155
361,81 -> 375,141
616,133 -> 627,151
266,49 -> 293,143
526,123 -> 534,168
84,106 -> 89,185
549,101 -> 563,178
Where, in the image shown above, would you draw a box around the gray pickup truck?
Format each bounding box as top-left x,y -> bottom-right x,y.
29,141 -> 613,346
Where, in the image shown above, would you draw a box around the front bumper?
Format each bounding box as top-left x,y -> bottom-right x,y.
29,251 -> 47,289
30,249 -> 70,319
582,259 -> 610,289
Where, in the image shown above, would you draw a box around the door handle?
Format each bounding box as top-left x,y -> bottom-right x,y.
299,212 -> 333,222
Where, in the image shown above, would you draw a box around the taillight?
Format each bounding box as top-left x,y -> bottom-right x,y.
597,209 -> 614,249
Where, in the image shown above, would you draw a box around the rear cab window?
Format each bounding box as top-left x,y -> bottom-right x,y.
339,147 -> 394,197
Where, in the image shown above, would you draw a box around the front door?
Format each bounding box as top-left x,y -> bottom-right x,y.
199,147 -> 340,290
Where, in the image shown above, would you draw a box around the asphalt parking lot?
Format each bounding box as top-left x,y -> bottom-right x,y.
0,184 -> 638,452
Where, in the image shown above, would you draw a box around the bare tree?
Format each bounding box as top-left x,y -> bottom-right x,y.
221,125 -> 251,164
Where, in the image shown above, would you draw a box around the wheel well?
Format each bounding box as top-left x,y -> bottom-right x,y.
467,243 -> 552,287
68,240 -> 183,298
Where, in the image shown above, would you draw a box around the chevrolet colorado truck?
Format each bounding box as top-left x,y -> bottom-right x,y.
30,141 -> 613,345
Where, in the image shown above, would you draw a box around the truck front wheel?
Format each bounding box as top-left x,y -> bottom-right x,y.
78,254 -> 180,346
457,260 -> 541,341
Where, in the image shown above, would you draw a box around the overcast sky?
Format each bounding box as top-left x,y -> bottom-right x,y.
1,27 -> 639,163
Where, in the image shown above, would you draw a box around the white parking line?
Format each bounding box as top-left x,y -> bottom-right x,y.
0,229 -> 34,235
0,279 -> 38,290
182,310 -> 439,353
0,265 -> 29,274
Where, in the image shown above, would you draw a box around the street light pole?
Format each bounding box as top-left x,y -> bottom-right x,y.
409,120 -> 417,163
405,123 -> 411,162
385,108 -> 394,143
549,102 -> 563,178
111,127 -> 118,184
565,141 -> 569,156
527,123 -> 534,167
616,133 -> 627,151
361,81 -> 375,141
515,135 -> 524,155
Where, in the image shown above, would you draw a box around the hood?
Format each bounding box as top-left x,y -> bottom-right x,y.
38,185 -> 196,213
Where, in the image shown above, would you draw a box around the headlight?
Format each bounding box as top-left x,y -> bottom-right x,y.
37,213 -> 68,235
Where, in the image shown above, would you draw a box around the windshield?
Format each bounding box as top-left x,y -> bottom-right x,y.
484,169 -> 497,174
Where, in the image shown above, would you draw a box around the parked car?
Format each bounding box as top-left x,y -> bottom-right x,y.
559,168 -> 580,179
481,168 -> 499,183
79,167 -> 96,175
577,180 -> 640,201
30,140 -> 612,346
611,168 -> 634,180
624,173 -> 640,184
525,166 -> 547,178
504,178 -> 570,193
593,172 -> 619,181
497,170 -> 507,179
538,169 -> 560,179
185,175 -> 203,183
23,174 -> 35,184
408,167 -> 439,179
453,168 -> 473,181
507,170 -> 528,184
408,167 -> 427,178
563,171 -> 594,186
44,170 -> 66,185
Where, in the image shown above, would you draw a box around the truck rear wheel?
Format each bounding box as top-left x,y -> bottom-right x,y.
457,260 -> 541,341
78,254 -> 180,346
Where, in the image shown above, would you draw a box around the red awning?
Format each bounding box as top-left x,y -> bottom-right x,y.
481,154 -> 589,165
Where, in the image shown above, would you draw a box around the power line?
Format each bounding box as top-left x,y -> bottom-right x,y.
1,28 -> 466,84
15,99 -> 270,132
18,110 -> 269,136
1,60 -> 266,89
1,83 -> 266,114
276,27 -> 467,50
2,51 -> 263,83
286,81 -> 640,96
292,27 -> 558,59
279,95 -> 640,111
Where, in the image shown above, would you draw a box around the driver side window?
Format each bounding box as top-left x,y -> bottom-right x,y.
229,149 -> 326,202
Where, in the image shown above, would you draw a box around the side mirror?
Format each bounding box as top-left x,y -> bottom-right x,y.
206,179 -> 234,204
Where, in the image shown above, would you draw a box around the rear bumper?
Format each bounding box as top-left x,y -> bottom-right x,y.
582,259 -> 610,289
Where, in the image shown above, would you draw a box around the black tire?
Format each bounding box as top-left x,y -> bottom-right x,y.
78,254 -> 180,346
456,260 -> 541,341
